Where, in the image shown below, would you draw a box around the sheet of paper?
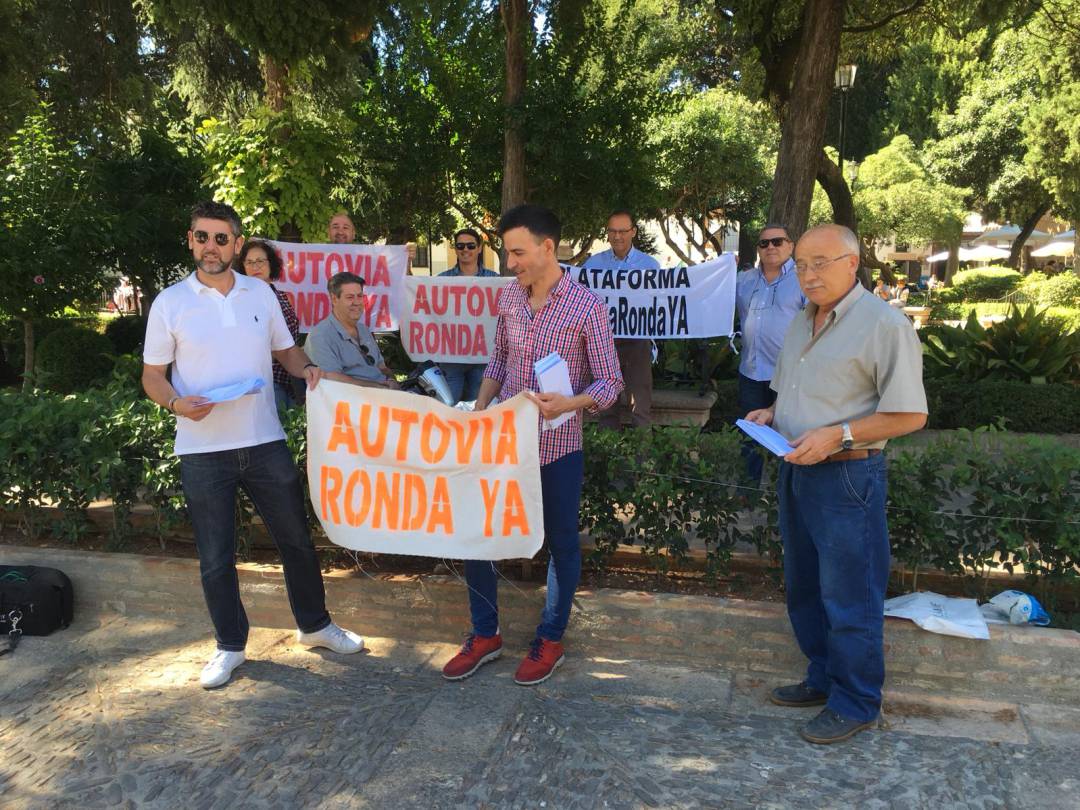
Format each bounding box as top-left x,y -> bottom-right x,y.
200,377 -> 265,404
533,352 -> 575,431
735,418 -> 795,457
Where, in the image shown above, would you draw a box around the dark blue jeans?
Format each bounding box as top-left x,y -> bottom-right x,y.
180,440 -> 331,651
441,362 -> 486,404
777,455 -> 890,722
737,373 -> 777,483
465,450 -> 584,642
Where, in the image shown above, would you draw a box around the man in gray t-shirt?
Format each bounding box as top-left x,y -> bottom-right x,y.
305,272 -> 398,389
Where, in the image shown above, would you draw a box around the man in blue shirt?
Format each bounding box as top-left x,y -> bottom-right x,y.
735,223 -> 805,482
583,210 -> 661,429
306,272 -> 399,389
438,228 -> 500,403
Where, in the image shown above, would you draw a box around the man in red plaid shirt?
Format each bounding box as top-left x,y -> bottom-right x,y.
441,204 -> 623,686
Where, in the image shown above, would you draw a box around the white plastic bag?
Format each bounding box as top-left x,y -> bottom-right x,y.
883,591 -> 990,640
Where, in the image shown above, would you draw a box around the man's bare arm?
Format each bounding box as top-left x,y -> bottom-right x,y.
141,362 -> 215,421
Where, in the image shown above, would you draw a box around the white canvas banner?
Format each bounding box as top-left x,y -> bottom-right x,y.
399,275 -> 513,363
570,254 -> 738,339
307,380 -> 544,560
267,241 -> 408,333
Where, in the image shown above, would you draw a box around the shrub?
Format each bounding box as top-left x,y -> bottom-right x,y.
35,325 -> 115,393
104,314 -> 147,355
1,385 -> 1077,587
929,301 -> 1080,332
1032,273 -> 1080,308
946,267 -> 1021,302
921,305 -> 1080,384
924,379 -> 1080,433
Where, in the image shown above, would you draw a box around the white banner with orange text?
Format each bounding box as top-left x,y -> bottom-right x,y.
267,241 -> 408,333
399,276 -> 513,363
307,380 -> 544,559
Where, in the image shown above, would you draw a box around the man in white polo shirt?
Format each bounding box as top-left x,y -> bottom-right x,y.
142,201 -> 365,689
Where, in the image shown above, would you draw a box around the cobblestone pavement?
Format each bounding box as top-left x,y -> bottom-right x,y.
1,612 -> 1077,809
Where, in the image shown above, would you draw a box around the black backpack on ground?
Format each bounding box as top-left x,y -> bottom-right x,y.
0,565 -> 74,654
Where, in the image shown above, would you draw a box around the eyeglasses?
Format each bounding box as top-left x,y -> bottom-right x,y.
243,258 -> 269,267
794,254 -> 854,275
758,237 -> 790,249
359,344 -> 375,366
455,242 -> 478,250
606,227 -> 634,236
193,230 -> 233,247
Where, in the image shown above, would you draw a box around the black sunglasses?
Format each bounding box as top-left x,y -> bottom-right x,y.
193,230 -> 233,247
359,344 -> 375,366
758,237 -> 789,249
455,241 -> 478,250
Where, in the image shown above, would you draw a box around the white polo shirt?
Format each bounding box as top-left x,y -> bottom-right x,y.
144,270 -> 296,455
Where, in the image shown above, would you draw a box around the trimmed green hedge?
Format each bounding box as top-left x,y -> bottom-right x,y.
931,302 -> 1080,332
938,267 -> 1021,302
701,377 -> 1079,434
1,362 -> 1077,587
35,326 -> 115,394
925,379 -> 1080,433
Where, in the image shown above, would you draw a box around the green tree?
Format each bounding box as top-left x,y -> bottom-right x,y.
647,86 -> 777,263
1024,0 -> 1080,265
100,127 -> 206,308
0,109 -> 108,387
928,29 -> 1048,268
854,135 -> 968,270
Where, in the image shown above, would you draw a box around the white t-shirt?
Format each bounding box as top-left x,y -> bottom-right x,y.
144,270 -> 296,455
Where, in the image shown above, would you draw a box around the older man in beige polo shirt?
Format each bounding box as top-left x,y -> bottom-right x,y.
745,224 -> 927,745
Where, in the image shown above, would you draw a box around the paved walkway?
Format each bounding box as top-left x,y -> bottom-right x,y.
2,610 -> 1077,809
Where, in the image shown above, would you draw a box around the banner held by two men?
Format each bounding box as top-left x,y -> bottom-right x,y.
307,380 -> 545,560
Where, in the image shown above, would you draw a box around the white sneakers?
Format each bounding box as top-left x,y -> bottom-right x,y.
199,623 -> 363,689
200,649 -> 246,689
296,622 -> 366,654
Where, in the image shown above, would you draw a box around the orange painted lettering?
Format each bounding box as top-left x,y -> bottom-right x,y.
320,465 -> 343,523
326,401 -> 359,454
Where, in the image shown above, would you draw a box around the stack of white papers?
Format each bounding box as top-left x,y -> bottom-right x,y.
735,419 -> 794,456
533,352 -> 575,430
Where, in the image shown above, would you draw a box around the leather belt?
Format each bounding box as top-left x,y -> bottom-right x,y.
821,449 -> 881,463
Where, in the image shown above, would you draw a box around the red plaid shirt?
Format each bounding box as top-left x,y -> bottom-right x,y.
484,269 -> 623,465
270,283 -> 300,388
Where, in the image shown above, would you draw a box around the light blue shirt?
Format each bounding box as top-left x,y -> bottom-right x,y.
735,258 -> 806,382
582,246 -> 661,272
306,314 -> 388,384
439,265 -> 500,278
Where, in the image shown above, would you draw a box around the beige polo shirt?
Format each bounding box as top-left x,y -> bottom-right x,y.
770,282 -> 927,450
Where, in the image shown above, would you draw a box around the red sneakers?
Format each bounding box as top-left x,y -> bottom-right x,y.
441,633 -> 503,680
513,637 -> 565,685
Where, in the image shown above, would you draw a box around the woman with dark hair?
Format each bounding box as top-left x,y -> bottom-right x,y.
438,228 -> 498,403
237,239 -> 301,409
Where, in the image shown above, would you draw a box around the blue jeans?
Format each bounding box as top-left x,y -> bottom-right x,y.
465,450 -> 584,642
179,440 -> 331,651
441,362 -> 486,403
777,455 -> 890,722
736,373 -> 776,483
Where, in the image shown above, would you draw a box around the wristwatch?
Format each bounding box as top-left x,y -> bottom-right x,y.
840,421 -> 854,451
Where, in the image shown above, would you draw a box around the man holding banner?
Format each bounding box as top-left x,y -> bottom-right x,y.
583,210 -> 660,430
306,272 -> 399,390
437,227 -> 500,403
441,204 -> 623,686
142,201 -> 365,690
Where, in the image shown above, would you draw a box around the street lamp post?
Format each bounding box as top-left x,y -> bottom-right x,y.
834,63 -> 858,180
